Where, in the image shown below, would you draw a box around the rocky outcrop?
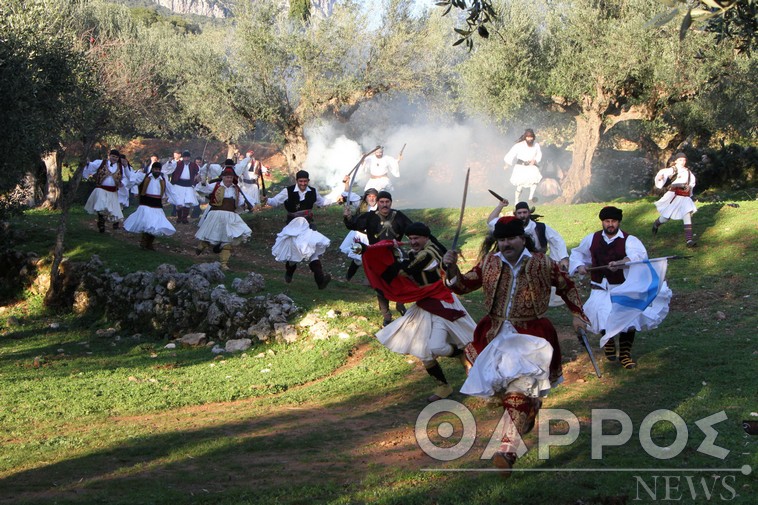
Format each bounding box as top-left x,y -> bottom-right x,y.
152,0 -> 231,18
71,256 -> 299,342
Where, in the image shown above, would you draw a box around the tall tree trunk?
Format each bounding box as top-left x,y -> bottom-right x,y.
41,149 -> 62,210
282,122 -> 308,176
558,110 -> 603,203
44,142 -> 93,307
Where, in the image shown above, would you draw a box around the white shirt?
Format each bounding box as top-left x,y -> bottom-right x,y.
487,217 -> 568,262
83,159 -> 125,187
504,141 -> 542,167
362,155 -> 399,179
266,185 -> 332,208
569,229 -> 647,283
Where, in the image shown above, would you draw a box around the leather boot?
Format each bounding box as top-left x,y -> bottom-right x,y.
219,244 -> 232,271
285,262 -> 297,283
619,330 -> 637,369
604,337 -> 617,361
309,260 -> 331,290
195,241 -> 209,256
494,392 -> 540,478
425,362 -> 453,402
377,291 -> 392,326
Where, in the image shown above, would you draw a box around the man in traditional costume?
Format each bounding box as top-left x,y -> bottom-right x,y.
652,152 -> 698,247
234,149 -> 268,207
504,129 -> 542,204
344,190 -> 414,326
265,170 -> 333,289
166,150 -> 200,224
443,216 -> 587,476
194,164 -> 252,271
488,200 -> 570,307
339,188 -> 379,281
123,162 -> 175,251
569,206 -> 671,369
367,222 -> 476,402
83,149 -> 130,232
361,146 -> 401,192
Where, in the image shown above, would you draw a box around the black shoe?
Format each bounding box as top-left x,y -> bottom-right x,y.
686,240 -> 697,248
212,243 -> 222,254
652,223 -> 658,236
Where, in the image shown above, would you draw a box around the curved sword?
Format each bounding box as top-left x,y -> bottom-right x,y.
345,145 -> 381,209
450,167 -> 471,253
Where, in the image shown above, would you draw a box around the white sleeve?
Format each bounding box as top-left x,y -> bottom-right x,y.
387,156 -> 400,178
83,161 -> 101,179
534,143 -> 542,164
131,171 -> 146,186
569,234 -> 593,275
315,189 -> 333,207
162,160 -> 177,175
504,145 -> 518,166
624,234 -> 648,262
545,224 -> 568,261
234,157 -> 250,177
266,187 -> 289,207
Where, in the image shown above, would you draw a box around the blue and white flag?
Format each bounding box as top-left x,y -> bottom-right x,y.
600,259 -> 669,346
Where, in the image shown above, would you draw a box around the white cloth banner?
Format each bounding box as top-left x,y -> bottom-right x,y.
600,259 -> 669,346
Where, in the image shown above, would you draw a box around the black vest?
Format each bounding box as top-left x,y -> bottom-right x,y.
590,231 -> 628,284
284,185 -> 317,213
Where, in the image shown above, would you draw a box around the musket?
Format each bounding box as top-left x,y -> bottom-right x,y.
585,255 -> 690,272
488,189 -> 509,204
344,146 -> 382,209
397,143 -> 406,160
577,328 -> 602,378
257,160 -> 267,197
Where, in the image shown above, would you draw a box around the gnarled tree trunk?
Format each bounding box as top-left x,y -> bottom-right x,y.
41,149 -> 62,210
558,110 -> 603,203
282,122 -> 308,176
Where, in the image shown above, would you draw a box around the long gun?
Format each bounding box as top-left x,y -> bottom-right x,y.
257,160 -> 267,197
577,328 -> 602,378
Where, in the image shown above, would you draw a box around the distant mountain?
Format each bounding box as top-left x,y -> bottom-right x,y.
114,0 -> 232,18
153,0 -> 231,18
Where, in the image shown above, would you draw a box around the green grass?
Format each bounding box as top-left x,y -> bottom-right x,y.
0,196 -> 756,504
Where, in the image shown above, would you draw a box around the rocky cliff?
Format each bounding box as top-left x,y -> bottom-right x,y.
152,0 -> 231,18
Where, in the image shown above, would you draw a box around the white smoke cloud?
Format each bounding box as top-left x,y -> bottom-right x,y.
302,96 -> 516,210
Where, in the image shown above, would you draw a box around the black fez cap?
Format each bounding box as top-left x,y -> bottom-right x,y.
109,149 -> 120,156
221,166 -> 235,177
674,152 -> 687,160
514,201 -> 530,211
224,158 -> 235,167
182,150 -> 191,157
151,161 -> 162,170
295,170 -> 309,179
493,216 -> 525,239
377,191 -> 392,201
364,188 -> 379,197
406,222 -> 431,237
598,206 -> 623,221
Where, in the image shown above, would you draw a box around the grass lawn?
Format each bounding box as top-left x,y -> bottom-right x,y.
0,193 -> 756,504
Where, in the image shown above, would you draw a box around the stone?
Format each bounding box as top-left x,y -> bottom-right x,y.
274,323 -> 298,343
179,332 -> 207,346
309,321 -> 330,341
225,338 -> 253,353
232,272 -> 265,295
